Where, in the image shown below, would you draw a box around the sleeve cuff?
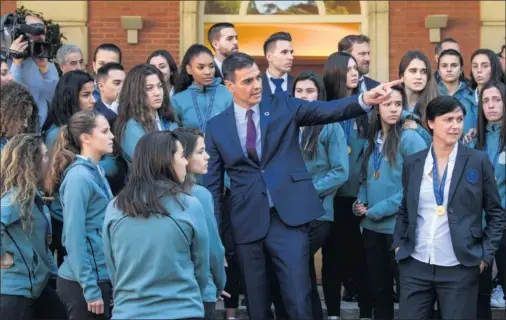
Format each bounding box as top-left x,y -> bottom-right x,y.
358,93 -> 372,112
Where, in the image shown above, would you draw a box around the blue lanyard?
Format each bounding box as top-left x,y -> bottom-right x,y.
373,141 -> 383,178
431,148 -> 448,206
191,88 -> 216,132
342,120 -> 351,147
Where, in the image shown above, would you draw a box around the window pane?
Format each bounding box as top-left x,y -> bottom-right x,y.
324,1 -> 361,14
204,0 -> 242,14
247,1 -> 319,15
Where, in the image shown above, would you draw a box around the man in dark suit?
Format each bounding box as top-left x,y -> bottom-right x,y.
94,62 -> 125,124
393,96 -> 505,320
203,51 -> 401,320
207,22 -> 239,81
261,32 -> 295,100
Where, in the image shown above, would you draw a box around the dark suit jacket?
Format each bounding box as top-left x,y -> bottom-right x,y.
393,143 -> 505,267
363,76 -> 380,91
203,92 -> 366,244
261,73 -> 295,101
94,99 -> 118,125
214,66 -> 224,82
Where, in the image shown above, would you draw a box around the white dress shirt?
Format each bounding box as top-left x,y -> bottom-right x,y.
214,56 -> 223,76
154,112 -> 163,131
103,100 -> 119,114
359,76 -> 367,93
411,143 -> 460,266
265,69 -> 288,94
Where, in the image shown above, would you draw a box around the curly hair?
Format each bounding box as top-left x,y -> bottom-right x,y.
1,134 -> 45,233
0,82 -> 39,139
114,64 -> 178,147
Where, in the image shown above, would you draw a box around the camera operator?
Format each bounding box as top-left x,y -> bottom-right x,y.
8,14 -> 58,130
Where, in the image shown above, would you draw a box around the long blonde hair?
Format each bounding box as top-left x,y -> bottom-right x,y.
1,134 -> 45,233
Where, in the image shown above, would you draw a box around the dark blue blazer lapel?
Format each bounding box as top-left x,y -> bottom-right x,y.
364,77 -> 380,91
224,106 -> 260,168
410,149 -> 429,217
259,98 -> 272,164
95,100 -> 117,123
448,143 -> 470,204
287,74 -> 295,95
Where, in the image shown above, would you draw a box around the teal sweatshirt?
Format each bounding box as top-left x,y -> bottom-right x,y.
191,184 -> 226,302
120,117 -> 179,166
1,189 -> 58,298
103,194 -> 210,319
302,123 -> 349,221
336,119 -> 367,198
400,109 -> 433,146
58,156 -> 113,303
354,129 -> 427,234
438,81 -> 477,137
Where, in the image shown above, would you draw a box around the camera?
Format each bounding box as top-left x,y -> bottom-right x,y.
0,13 -> 52,59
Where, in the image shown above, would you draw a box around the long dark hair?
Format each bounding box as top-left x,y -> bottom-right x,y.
323,51 -> 368,138
469,49 -> 504,91
362,86 -> 406,176
44,110 -> 105,195
175,44 -> 214,93
172,127 -> 204,191
115,131 -> 185,218
292,71 -> 327,160
147,50 -> 179,87
398,50 -> 439,128
114,64 -> 177,148
42,70 -> 94,134
476,81 -> 506,152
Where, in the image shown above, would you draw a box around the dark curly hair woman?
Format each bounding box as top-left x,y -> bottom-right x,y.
0,82 -> 39,150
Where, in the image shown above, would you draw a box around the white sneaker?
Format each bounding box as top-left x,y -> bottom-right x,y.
327,317 -> 341,320
491,285 -> 506,308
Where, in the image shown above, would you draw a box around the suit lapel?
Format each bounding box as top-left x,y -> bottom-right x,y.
287,75 -> 294,95
410,149 -> 428,215
224,107 -> 259,168
259,97 -> 272,164
448,143 -> 469,203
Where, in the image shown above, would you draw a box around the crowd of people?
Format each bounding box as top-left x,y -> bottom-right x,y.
1,14 -> 506,320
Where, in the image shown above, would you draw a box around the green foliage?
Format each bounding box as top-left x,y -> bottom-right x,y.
204,0 -> 241,14
15,5 -> 66,61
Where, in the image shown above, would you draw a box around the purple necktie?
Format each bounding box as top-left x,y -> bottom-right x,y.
246,109 -> 259,162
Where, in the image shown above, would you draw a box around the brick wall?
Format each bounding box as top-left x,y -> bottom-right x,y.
88,0 -> 180,72
389,1 -> 480,81
0,0 -> 17,16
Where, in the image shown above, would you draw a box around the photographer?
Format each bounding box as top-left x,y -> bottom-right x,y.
8,14 -> 58,129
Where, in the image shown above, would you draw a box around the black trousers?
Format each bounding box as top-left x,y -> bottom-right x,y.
203,302 -> 216,320
0,284 -> 67,320
398,257 -> 480,320
57,277 -> 112,320
362,229 -> 395,320
478,264 -> 493,319
496,234 -> 506,319
50,218 -> 66,267
323,196 -> 371,318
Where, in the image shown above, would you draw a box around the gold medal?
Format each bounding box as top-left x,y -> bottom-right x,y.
373,170 -> 380,180
348,145 -> 352,154
435,205 -> 446,216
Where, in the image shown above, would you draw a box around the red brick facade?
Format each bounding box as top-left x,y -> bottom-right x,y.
389,1 -> 480,81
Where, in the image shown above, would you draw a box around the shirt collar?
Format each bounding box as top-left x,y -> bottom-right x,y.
214,56 -> 223,72
266,69 -> 288,82
234,103 -> 259,119
424,142 -> 459,175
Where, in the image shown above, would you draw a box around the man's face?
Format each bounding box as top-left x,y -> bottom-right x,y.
61,51 -> 85,74
213,27 -> 239,57
99,69 -> 126,104
25,15 -> 46,42
349,42 -> 371,75
93,49 -> 121,74
266,40 -> 293,73
225,63 -> 263,108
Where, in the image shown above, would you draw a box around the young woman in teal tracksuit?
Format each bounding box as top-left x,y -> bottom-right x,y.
172,44 -> 233,130
353,85 -> 427,320
1,134 -> 66,319
103,131 -> 210,319
292,71 -> 350,320
437,49 -> 477,138
45,110 -> 115,319
398,51 -> 439,146
114,64 -> 179,167
173,127 -> 227,319
469,81 -> 506,318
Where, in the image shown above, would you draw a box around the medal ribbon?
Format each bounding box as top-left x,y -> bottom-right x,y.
191,88 -> 217,133
373,140 -> 383,175
431,147 -> 449,206
341,120 -> 351,148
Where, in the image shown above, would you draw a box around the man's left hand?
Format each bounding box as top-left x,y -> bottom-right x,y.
363,79 -> 404,105
480,261 -> 488,273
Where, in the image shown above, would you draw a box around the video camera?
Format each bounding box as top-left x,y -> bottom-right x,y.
0,13 -> 52,60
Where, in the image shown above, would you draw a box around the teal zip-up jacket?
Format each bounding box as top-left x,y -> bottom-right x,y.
1,189 -> 58,298
438,82 -> 477,137
191,185 -> 226,302
336,119 -> 366,198
171,78 -> 233,130
303,123 -> 349,221
120,117 -> 179,167
44,125 -> 117,222
103,194 -> 210,319
400,108 -> 432,146
58,156 -> 113,303
468,124 -> 505,210
354,129 -> 427,234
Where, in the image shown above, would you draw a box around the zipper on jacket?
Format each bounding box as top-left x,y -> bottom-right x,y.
4,229 -> 34,297
86,237 -> 100,280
